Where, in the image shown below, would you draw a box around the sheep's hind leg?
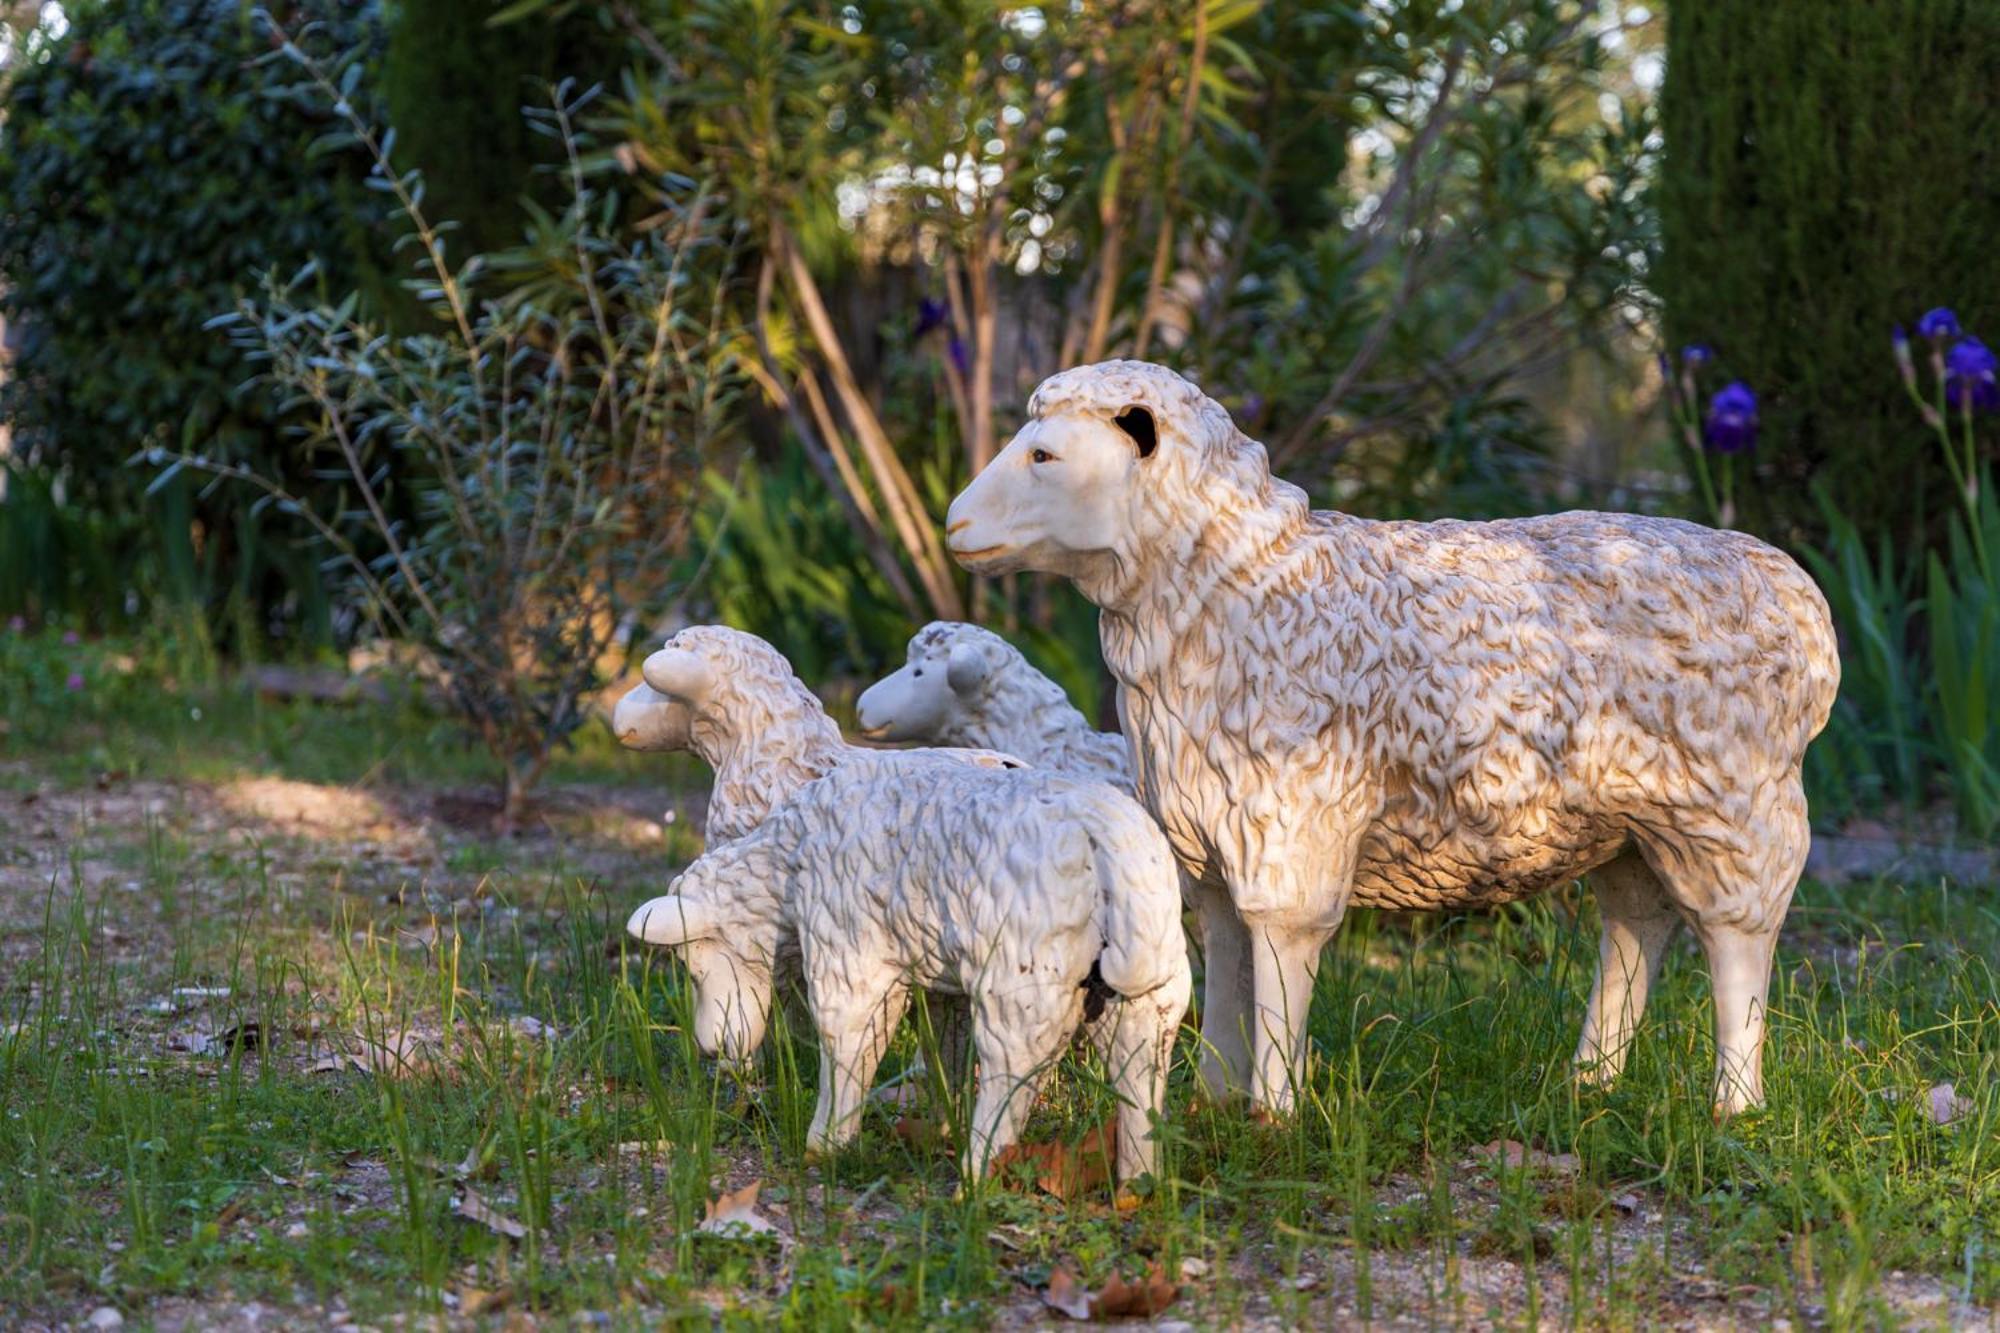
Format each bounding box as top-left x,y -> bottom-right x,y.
805,978 -> 911,1160
1192,879 -> 1255,1103
961,995 -> 1078,1189
1698,920 -> 1782,1116
1247,920 -> 1328,1118
1574,847 -> 1682,1089
1094,960 -> 1193,1195
1647,784 -> 1807,1116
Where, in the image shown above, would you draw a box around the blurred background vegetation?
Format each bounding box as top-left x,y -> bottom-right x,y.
2,0 -> 1997,834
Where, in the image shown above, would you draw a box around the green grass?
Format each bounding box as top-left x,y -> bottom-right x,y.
2,628 -> 1996,1327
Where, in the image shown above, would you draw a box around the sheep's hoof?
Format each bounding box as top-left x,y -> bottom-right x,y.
1247,1103 -> 1289,1127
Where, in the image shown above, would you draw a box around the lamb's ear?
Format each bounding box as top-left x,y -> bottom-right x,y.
627,894 -> 717,947
946,640 -> 997,695
642,647 -> 713,702
1113,405 -> 1157,459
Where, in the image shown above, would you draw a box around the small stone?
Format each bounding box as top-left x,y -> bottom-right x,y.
1178,1256 -> 1211,1280
87,1308 -> 125,1330
285,1221 -> 309,1239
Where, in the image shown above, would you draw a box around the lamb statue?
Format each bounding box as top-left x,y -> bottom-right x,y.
944,359 -> 1839,1117
610,624 -> 1023,844
855,621 -> 1133,791
626,751 -> 1192,1191
609,625 -> 1022,1073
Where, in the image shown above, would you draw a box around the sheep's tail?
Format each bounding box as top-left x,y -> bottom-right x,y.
1758,544 -> 1842,751
1079,787 -> 1188,1000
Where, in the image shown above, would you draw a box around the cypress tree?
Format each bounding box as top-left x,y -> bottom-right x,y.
1657,1 -> 2000,551
379,0 -> 617,267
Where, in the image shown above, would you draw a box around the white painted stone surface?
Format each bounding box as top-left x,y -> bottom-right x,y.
628,752 -> 1191,1187
946,359 -> 1839,1116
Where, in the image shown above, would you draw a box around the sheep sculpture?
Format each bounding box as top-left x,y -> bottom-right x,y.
855,621 -> 1133,792
610,624 -> 1023,844
945,359 -> 1840,1117
611,625 -> 1026,1078
626,751 -> 1192,1190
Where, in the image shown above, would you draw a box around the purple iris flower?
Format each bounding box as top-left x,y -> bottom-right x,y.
66,672 -> 84,692
1918,307 -> 1961,340
1945,336 -> 2000,412
1681,344 -> 1714,367
915,298 -> 949,338
1703,380 -> 1759,453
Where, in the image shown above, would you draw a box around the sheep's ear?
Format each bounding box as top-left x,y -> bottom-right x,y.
627,894 -> 717,947
642,647 -> 713,702
946,640 -> 996,695
1113,405 -> 1157,458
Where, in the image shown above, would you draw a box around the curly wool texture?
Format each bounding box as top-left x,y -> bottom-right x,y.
1015,361 -> 1838,922
858,621 -> 1133,791
948,359 -> 1840,1115
630,752 -> 1190,1184
618,625 -> 1022,843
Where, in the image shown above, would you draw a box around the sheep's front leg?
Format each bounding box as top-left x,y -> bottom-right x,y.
1191,878 -> 1254,1102
1095,961 -> 1193,1190
1247,920 -> 1329,1117
805,973 -> 910,1160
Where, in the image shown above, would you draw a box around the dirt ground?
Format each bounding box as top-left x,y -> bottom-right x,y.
2,764 -> 1992,1331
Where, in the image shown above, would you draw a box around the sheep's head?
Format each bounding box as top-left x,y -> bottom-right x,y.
626,843 -> 780,1064
611,681 -> 693,752
638,625 -> 838,762
944,361 -> 1260,594
854,622 -> 1014,742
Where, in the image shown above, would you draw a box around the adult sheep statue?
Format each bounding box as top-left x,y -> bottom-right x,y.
944,359 -> 1839,1117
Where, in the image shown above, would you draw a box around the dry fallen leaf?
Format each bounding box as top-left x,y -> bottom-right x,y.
892,1113 -> 951,1152
454,1185 -> 526,1240
1042,1263 -> 1180,1321
1471,1139 -> 1580,1175
1178,1256 -> 1211,1281
697,1180 -> 785,1243
347,1030 -> 430,1077
458,1286 -> 512,1317
1926,1082 -> 1974,1127
990,1119 -> 1116,1200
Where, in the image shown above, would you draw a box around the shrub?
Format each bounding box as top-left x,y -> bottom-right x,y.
0,0 -> 385,634
1656,1 -> 2000,552
179,45 -> 743,825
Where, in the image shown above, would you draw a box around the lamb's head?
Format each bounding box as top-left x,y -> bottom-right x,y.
944,360 -> 1294,600
611,681 -> 692,752
626,839 -> 781,1065
639,624 -> 840,764
854,621 -> 1017,743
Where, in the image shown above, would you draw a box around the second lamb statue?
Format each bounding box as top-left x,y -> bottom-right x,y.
627,749 -> 1190,1191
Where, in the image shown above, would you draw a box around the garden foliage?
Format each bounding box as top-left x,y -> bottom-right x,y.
1656,0 -> 2000,551
0,0 -> 383,633
188,49 -> 743,822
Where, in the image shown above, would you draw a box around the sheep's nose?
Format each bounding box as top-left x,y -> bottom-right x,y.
946,519 -> 970,536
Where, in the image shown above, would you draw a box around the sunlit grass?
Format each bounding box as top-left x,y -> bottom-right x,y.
2,632 -> 1996,1325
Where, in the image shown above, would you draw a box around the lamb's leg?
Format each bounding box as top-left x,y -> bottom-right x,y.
1247,921 -> 1328,1117
805,978 -> 910,1158
1094,960 -> 1193,1191
1574,847 -> 1682,1088
962,994 -> 1078,1186
1192,878 -> 1255,1102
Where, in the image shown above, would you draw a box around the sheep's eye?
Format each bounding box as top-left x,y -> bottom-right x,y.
912,668 -> 923,678
1031,448 -> 1054,464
